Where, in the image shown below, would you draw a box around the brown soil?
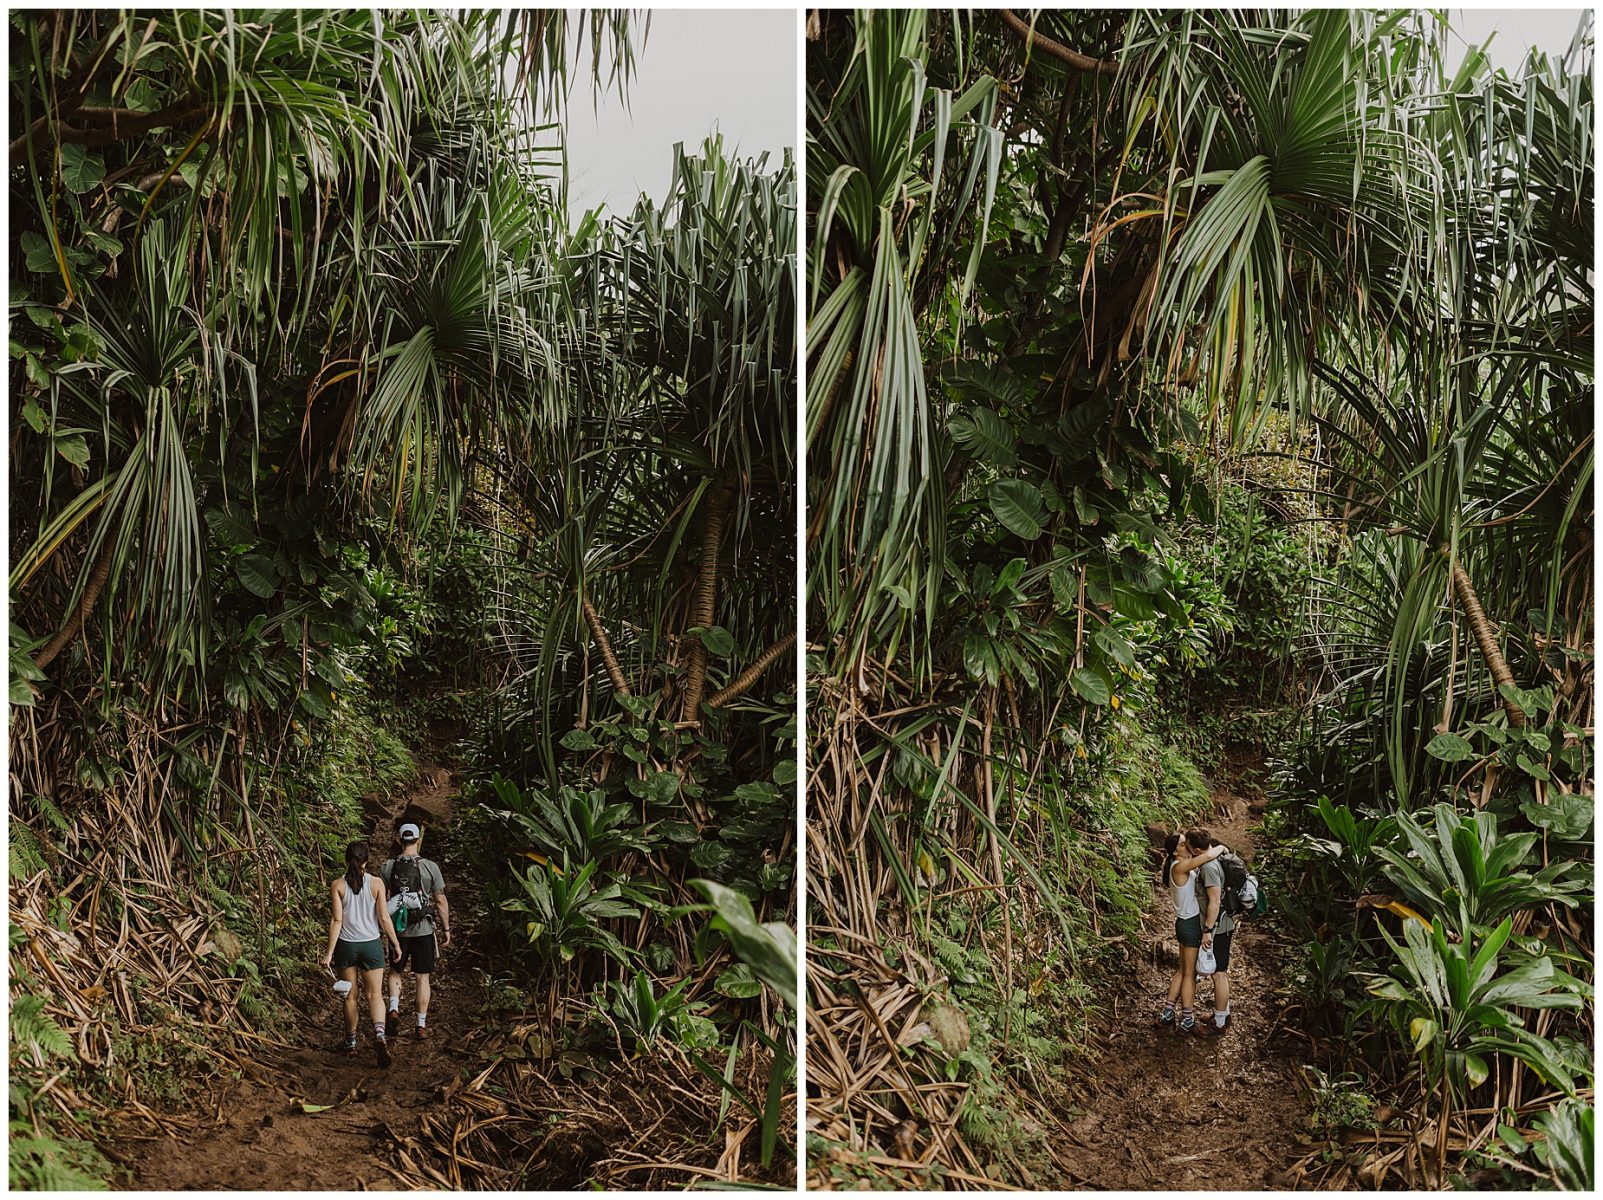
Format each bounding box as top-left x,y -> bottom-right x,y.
1048,787 -> 1314,1189
123,765 -> 477,1191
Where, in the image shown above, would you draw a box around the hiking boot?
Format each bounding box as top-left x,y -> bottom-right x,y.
1178,1017 -> 1198,1035
1153,1008 -> 1175,1028
375,1037 -> 392,1068
415,1025 -> 431,1040
343,1041 -> 358,1058
1202,1015 -> 1232,1036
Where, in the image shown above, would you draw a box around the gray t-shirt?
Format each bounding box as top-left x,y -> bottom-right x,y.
380,855 -> 445,938
1199,858 -> 1237,936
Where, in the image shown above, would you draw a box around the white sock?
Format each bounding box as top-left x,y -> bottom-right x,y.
1215,1006 -> 1230,1026
417,1012 -> 427,1028
387,997 -> 399,1014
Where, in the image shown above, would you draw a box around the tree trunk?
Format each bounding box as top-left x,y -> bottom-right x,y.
680,487 -> 730,722
998,9 -> 1119,75
33,539 -> 116,671
704,632 -> 797,710
1447,556 -> 1526,727
581,596 -> 631,697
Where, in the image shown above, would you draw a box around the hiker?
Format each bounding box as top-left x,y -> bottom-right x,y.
1154,829 -> 1226,1034
381,822 -> 450,1039
1196,835 -> 1239,1035
322,839 -> 402,1066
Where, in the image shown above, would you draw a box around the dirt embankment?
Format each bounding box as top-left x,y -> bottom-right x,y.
1047,788 -> 1315,1190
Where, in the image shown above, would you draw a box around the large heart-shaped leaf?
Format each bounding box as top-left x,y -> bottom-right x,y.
59,143 -> 106,194
235,554 -> 279,598
1070,666 -> 1111,705
988,479 -> 1045,540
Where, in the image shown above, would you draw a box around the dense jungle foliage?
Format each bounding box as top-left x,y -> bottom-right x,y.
9,9 -> 795,1188
806,8 -> 1592,1189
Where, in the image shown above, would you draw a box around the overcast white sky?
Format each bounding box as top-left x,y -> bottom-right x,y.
561,8 -> 796,219
1447,8 -> 1590,68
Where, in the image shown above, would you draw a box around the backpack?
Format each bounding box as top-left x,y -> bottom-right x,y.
387,856 -> 434,933
1240,871 -> 1267,918
1213,848 -> 1260,918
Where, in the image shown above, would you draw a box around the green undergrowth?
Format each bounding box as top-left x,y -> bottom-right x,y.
894,716 -> 1208,1175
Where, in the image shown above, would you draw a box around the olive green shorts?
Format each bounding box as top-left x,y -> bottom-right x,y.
333,938 -> 385,971
1175,913 -> 1203,948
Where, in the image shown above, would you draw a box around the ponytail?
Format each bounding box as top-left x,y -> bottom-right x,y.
344,840 -> 369,899
1160,831 -> 1181,887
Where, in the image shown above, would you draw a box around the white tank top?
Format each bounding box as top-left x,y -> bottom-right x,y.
1171,863 -> 1201,919
338,873 -> 381,942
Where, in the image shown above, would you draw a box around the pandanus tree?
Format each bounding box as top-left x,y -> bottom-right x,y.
1302,37 -> 1593,805
489,137 -> 797,784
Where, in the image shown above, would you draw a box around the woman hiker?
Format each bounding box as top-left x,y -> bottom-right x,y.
1154,829 -> 1226,1034
323,839 -> 403,1066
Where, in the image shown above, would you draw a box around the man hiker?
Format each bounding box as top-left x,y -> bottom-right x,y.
1197,837 -> 1237,1035
381,822 -> 450,1038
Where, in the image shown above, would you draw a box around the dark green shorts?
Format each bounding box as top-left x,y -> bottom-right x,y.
1175,913 -> 1203,948
333,938 -> 385,971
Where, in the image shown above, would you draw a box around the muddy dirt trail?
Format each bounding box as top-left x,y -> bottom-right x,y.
126,765 -> 482,1190
1049,786 -> 1314,1190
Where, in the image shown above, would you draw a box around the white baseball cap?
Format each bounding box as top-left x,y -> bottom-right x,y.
399,823 -> 421,841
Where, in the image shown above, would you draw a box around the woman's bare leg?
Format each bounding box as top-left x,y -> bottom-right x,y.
364,968 -> 387,1033
340,966 -> 359,1036
1179,945 -> 1199,1012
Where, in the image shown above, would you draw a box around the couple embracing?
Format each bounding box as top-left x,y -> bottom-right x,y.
1155,828 -> 1245,1036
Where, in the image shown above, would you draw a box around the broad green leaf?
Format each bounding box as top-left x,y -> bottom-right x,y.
1410,1016 -> 1438,1053
691,879 -> 796,1010
689,841 -> 734,871
1092,625 -> 1136,668
82,229 -> 122,256
53,434 -> 89,469
713,963 -> 764,1000
1425,732 -> 1474,762
988,479 -> 1045,540
1514,753 -> 1550,781
20,231 -> 55,273
1520,794 -> 1592,841
1072,486 -> 1099,526
1069,666 -> 1111,705
1049,565 -> 1076,612
560,728 -> 598,752
234,554 -> 279,598
699,626 -> 735,657
58,143 -> 106,193
204,507 -> 256,548
949,405 -> 1017,467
